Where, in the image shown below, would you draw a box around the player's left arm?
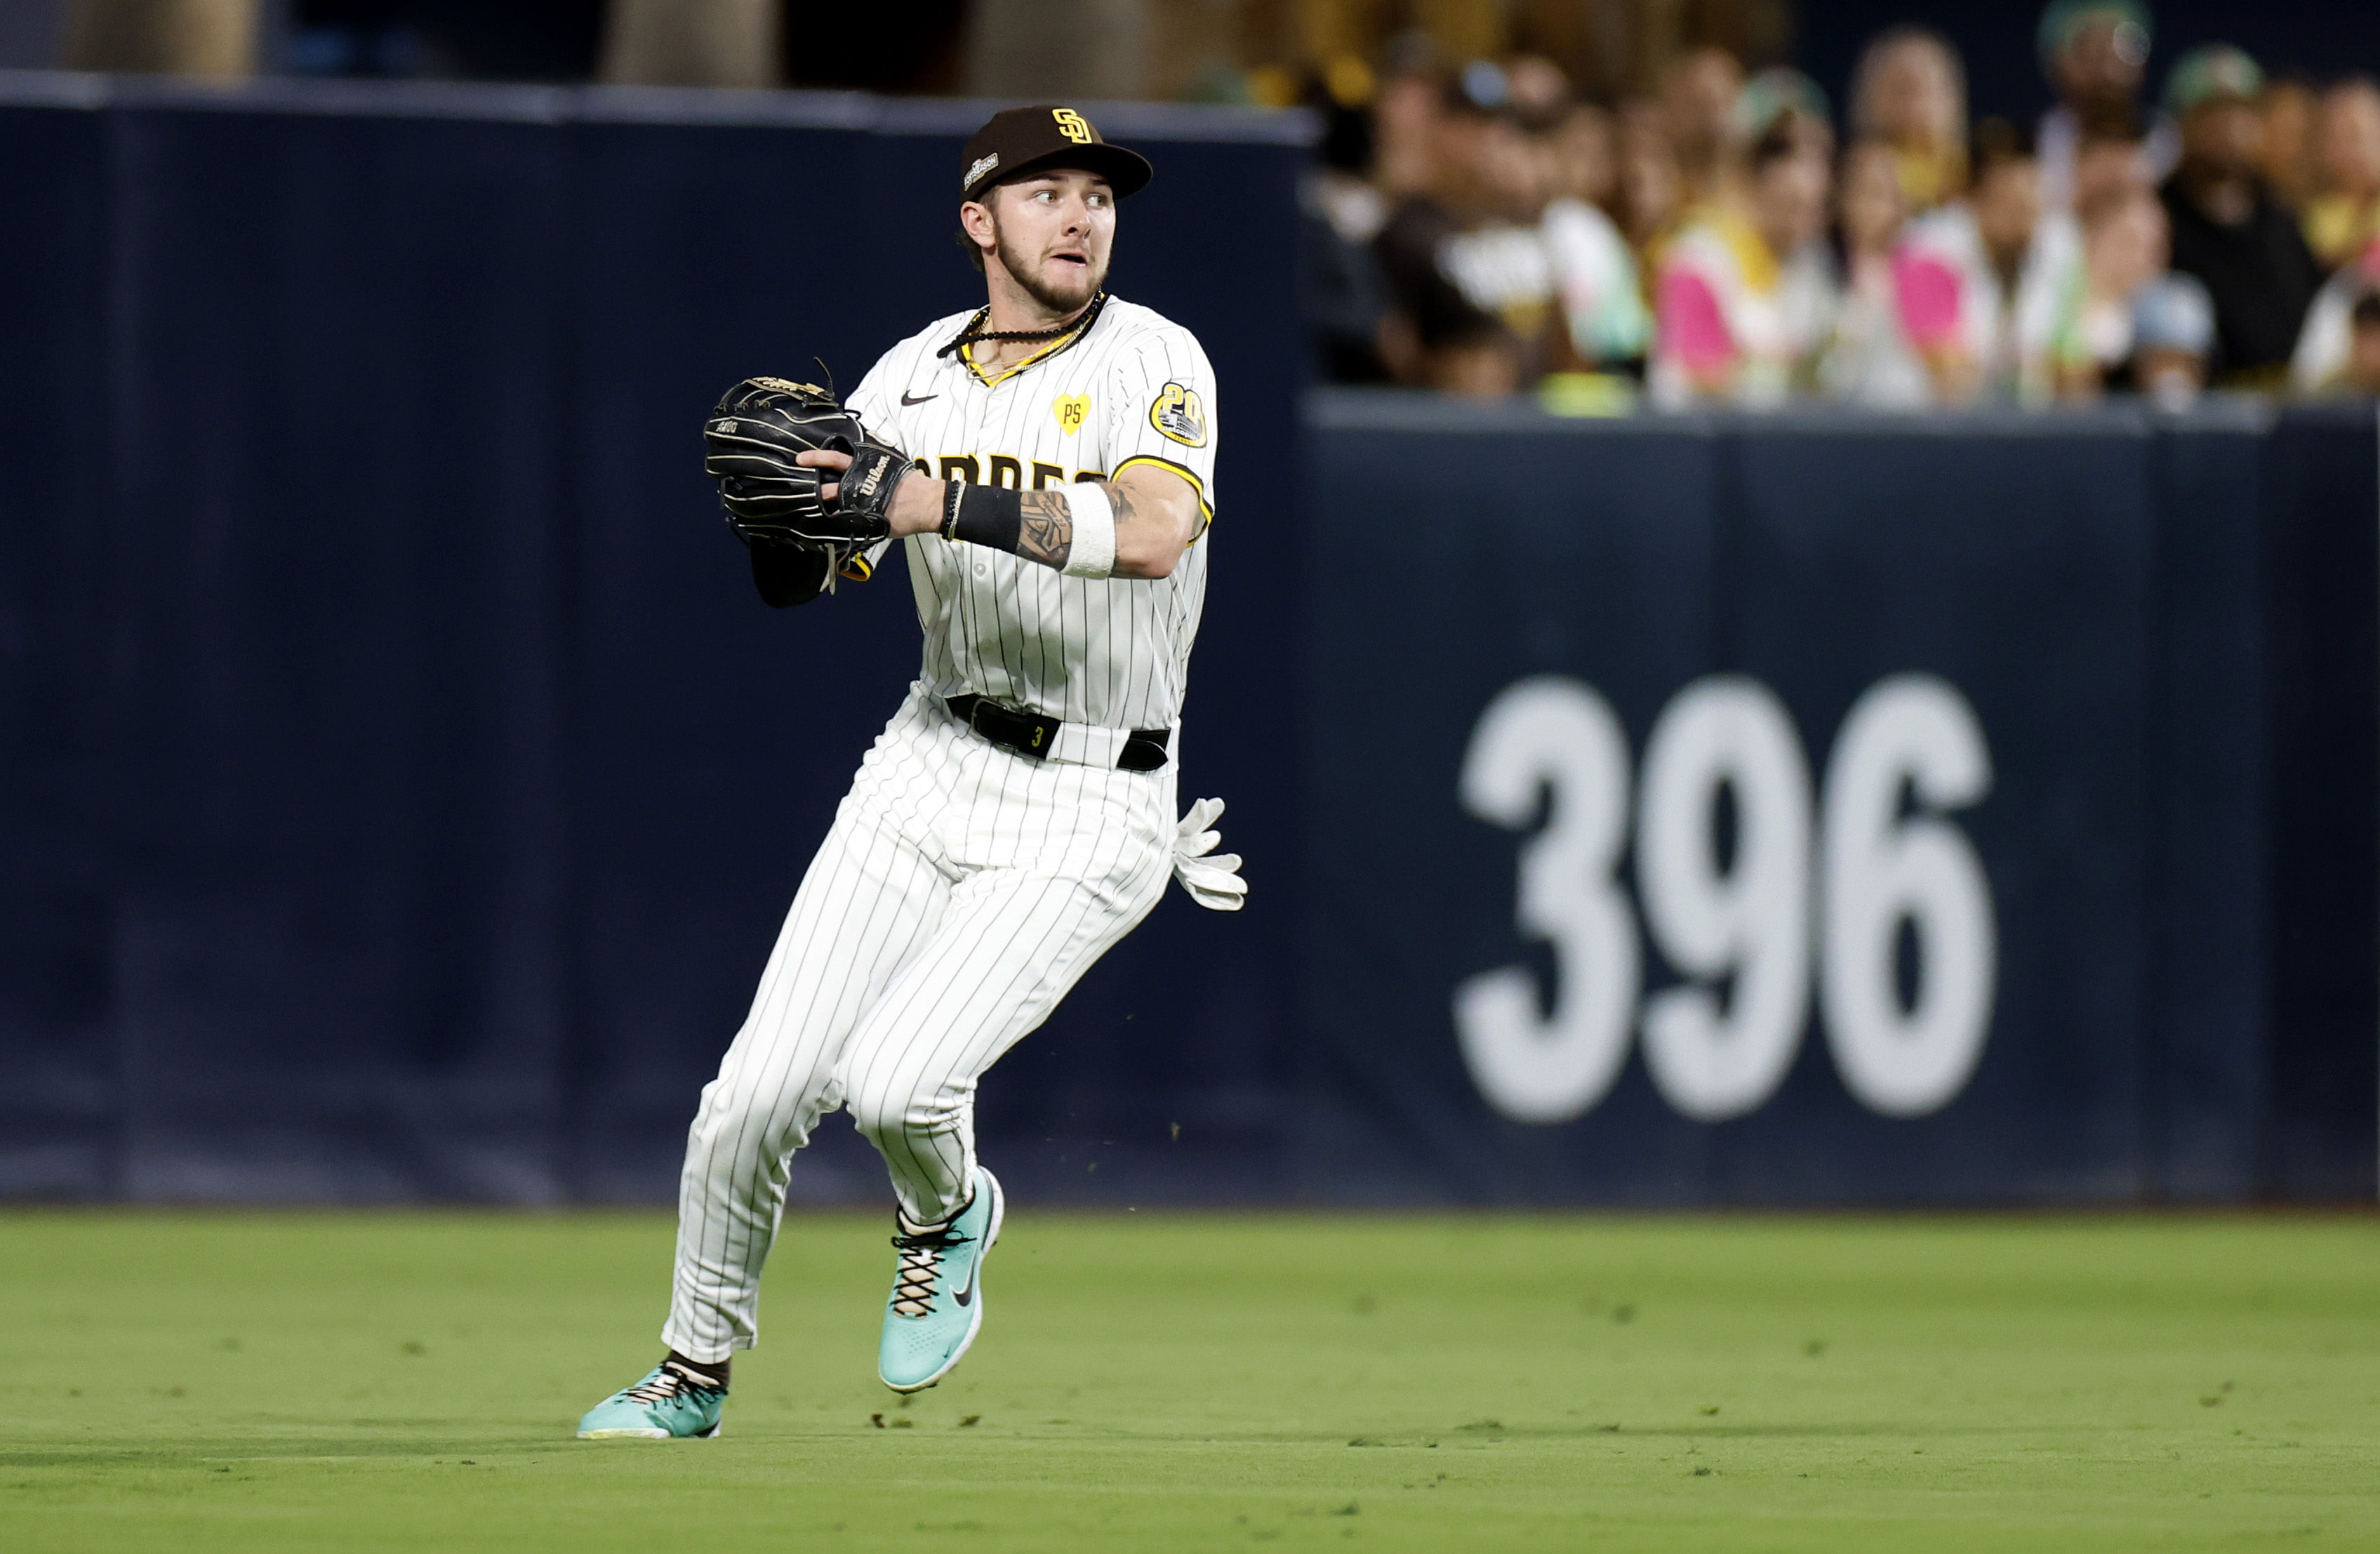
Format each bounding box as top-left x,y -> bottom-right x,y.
843,465 -> 1195,578
1018,466 -> 1202,578
1026,328 -> 1216,578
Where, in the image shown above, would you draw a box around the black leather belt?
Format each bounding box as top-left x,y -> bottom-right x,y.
945,694 -> 1171,772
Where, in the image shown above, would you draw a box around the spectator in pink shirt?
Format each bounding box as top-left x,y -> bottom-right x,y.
1819,138 -> 1971,406
1651,119 -> 1834,407
1904,119 -> 2076,403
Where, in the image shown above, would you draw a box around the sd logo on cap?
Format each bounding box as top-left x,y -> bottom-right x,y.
958,105 -> 1154,204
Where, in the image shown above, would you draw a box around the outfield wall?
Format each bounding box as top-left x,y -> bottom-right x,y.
0,77 -> 1310,1204
0,78 -> 2374,1207
1298,393 -> 2379,1207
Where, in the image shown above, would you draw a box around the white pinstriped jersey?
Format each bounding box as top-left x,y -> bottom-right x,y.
846,295 -> 1218,732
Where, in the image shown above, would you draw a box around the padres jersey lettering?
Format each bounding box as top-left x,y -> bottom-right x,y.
847,297 -> 1219,732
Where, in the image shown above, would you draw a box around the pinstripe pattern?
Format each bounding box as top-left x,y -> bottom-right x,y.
846,296 -> 1219,731
658,297 -> 1217,1364
660,689 -> 1177,1363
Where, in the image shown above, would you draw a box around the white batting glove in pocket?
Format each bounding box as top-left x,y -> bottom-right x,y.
1171,797 -> 1246,912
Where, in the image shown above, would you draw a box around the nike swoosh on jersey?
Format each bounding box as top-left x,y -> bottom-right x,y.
901,391 -> 938,405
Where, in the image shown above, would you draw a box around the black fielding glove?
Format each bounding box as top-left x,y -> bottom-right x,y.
703,376 -> 909,549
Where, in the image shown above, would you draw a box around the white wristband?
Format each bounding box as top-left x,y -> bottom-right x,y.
1061,480 -> 1117,578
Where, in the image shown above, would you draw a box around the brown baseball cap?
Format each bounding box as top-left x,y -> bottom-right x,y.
959,105 -> 1154,204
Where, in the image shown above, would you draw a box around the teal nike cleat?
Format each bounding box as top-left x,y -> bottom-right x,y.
575,1361 -> 727,1440
877,1166 -> 1005,1393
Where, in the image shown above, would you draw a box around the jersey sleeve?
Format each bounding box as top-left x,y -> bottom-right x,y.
1097,328 -> 1218,525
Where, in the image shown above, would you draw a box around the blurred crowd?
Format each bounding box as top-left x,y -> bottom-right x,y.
1301,1 -> 2380,410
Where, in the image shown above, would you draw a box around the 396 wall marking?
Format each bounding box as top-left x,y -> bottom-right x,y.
1456,673 -> 1997,1125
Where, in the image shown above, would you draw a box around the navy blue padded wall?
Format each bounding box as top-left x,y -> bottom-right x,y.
0,87 -> 112,1197
1729,417 -> 2156,1202
0,77 -> 1312,1202
100,92 -> 573,1200
1296,399 -> 1728,1204
559,102 -> 918,1202
1294,392 -> 2375,1207
2259,405 -> 2380,1200
2,74 -> 2370,1207
2146,409 -> 2271,1200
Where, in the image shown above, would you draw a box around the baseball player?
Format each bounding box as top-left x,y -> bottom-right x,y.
576,105 -> 1242,1440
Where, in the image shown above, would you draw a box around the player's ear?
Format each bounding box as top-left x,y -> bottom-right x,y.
958,199 -> 997,270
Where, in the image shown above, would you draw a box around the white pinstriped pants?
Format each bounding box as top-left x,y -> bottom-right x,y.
662,685 -> 1176,1362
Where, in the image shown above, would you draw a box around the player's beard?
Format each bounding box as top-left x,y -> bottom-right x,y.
992,219 -> 1106,320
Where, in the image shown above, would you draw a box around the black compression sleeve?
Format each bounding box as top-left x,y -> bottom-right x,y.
941,482 -> 1024,552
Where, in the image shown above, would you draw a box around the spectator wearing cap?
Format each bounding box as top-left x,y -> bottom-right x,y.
2036,1 -> 2179,215
1649,117 -> 1833,408
1738,67 -> 1835,166
1371,60 -> 1557,396
1851,27 -> 1969,215
2303,78 -> 2380,272
2158,44 -> 2325,389
1904,119 -> 2075,404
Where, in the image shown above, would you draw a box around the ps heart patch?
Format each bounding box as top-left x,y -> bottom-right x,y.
1052,394 -> 1089,435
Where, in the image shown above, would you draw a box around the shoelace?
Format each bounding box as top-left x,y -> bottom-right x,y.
622,1363 -> 722,1405
888,1222 -> 972,1319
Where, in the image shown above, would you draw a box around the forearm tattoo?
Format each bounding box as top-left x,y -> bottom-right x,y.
1018,489 -> 1074,569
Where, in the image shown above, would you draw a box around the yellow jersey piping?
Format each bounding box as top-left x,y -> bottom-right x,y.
1112,453 -> 1214,533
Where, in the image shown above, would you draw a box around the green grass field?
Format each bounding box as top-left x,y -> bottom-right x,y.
1,1209 -> 2374,1551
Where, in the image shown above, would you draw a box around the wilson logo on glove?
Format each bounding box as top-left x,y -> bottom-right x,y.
703,374 -> 910,554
